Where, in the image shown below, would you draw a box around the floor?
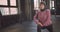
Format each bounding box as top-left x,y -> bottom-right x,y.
0,15 -> 60,32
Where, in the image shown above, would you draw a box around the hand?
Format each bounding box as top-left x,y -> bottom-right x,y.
35,20 -> 43,26
38,22 -> 43,27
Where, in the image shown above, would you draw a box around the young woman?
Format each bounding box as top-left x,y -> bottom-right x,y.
34,2 -> 53,32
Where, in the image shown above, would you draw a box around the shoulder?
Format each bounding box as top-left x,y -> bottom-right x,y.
35,10 -> 38,14
45,9 -> 51,14
46,9 -> 50,12
35,10 -> 40,14
46,9 -> 50,11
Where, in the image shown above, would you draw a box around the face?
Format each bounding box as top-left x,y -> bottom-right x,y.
40,4 -> 45,10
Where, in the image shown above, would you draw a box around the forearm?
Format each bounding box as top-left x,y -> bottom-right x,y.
35,20 -> 43,26
38,22 -> 43,26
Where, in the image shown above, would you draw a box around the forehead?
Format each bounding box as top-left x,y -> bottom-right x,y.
40,4 -> 45,6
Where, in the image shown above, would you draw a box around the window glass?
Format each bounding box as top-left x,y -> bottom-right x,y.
0,7 -> 9,16
10,0 -> 16,6
34,0 -> 39,10
10,8 -> 18,15
0,0 -> 8,5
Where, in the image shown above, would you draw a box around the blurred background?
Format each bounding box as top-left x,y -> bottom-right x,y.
0,0 -> 60,32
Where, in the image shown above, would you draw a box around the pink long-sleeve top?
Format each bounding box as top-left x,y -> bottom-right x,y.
34,9 -> 52,26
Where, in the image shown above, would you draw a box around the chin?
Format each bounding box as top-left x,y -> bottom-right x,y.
42,9 -> 43,10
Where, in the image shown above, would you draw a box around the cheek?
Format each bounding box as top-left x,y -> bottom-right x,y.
42,6 -> 45,8
40,6 -> 43,8
40,5 -> 45,8
42,5 -> 44,7
42,6 -> 45,9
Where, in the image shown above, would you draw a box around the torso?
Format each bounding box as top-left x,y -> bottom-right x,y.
37,9 -> 52,26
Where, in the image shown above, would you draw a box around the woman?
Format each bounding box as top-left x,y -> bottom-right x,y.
33,2 -> 53,32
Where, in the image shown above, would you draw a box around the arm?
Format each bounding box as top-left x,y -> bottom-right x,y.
33,11 -> 43,26
33,13 -> 39,24
43,9 -> 51,26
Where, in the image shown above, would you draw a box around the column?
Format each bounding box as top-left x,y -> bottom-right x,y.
18,0 -> 21,14
25,0 -> 32,21
18,0 -> 22,23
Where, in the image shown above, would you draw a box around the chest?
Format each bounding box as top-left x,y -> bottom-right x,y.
38,11 -> 48,19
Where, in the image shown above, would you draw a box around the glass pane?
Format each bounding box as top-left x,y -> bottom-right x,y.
0,7 -> 10,16
10,0 -> 16,6
52,1 -> 54,7
10,8 -> 18,15
0,0 -> 8,5
34,0 -> 39,10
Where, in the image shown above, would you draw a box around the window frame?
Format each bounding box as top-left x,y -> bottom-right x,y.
0,0 -> 18,7
0,0 -> 18,15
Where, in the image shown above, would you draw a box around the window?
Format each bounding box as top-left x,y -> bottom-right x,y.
10,8 -> 18,15
34,0 -> 41,10
0,7 -> 9,16
0,0 -> 8,5
10,0 -> 16,6
0,0 -> 18,16
51,1 -> 54,7
50,0 -> 55,9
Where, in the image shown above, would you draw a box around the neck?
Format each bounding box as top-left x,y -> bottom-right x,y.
40,9 -> 45,12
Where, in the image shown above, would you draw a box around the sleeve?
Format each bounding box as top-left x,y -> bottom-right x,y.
43,9 -> 51,25
33,10 -> 39,24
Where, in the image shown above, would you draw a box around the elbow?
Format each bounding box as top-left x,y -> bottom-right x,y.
33,16 -> 36,20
